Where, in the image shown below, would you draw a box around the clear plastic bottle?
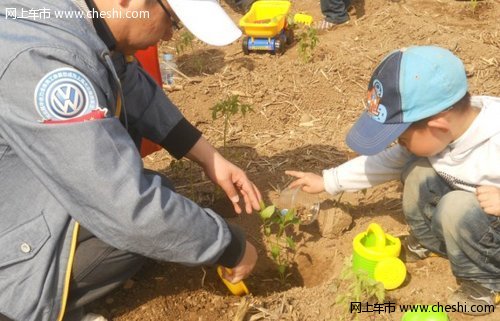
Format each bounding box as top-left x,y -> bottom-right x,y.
161,53 -> 176,86
276,186 -> 320,225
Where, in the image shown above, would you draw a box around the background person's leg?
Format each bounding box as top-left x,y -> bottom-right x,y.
229,0 -> 255,13
320,0 -> 350,24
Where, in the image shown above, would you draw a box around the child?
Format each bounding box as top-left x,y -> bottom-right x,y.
286,46 -> 500,315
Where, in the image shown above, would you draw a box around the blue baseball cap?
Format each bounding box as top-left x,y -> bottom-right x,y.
346,46 -> 468,155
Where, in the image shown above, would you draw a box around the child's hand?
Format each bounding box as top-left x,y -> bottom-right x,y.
476,185 -> 500,216
285,170 -> 324,194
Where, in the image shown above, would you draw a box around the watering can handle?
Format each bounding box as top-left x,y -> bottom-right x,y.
367,223 -> 386,250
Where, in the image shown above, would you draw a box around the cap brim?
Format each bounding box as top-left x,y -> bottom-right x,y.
346,112 -> 411,155
167,0 -> 242,46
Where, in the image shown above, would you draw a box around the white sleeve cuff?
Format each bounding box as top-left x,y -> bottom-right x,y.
322,168 -> 341,195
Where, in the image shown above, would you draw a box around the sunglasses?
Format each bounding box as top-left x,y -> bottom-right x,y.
157,0 -> 182,30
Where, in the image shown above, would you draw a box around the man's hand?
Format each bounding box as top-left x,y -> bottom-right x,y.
285,170 -> 325,194
209,154 -> 262,214
222,241 -> 257,283
186,137 -> 262,214
476,185 -> 500,216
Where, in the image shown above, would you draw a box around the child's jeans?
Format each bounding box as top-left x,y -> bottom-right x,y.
320,0 -> 351,24
402,158 -> 500,291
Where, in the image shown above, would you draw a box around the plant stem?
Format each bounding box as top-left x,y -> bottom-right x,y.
223,114 -> 229,149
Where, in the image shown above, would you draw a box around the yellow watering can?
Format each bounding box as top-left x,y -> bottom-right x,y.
352,223 -> 406,290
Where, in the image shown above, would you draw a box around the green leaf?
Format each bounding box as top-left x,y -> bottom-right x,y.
286,236 -> 296,250
271,215 -> 281,224
284,207 -> 296,222
375,283 -> 386,302
210,104 -> 221,120
271,244 -> 280,260
260,205 -> 275,219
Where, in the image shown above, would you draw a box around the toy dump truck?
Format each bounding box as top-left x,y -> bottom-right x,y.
239,1 -> 293,55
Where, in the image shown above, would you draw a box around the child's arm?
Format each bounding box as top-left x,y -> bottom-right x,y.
286,144 -> 411,195
323,144 -> 412,195
285,170 -> 324,193
476,186 -> 500,216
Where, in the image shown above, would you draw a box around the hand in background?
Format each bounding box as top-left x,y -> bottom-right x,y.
477,185 -> 500,216
285,170 -> 325,194
222,241 -> 257,283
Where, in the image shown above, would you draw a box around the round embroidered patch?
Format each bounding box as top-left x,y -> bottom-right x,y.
373,79 -> 384,98
34,67 -> 98,120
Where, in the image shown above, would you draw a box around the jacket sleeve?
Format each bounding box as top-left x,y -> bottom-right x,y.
0,46 -> 243,267
323,144 -> 413,195
112,53 -> 201,159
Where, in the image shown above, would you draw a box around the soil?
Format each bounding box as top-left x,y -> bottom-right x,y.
90,0 -> 500,320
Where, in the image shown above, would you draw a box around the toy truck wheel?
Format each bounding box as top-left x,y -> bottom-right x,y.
275,34 -> 286,55
242,37 -> 249,55
285,28 -> 294,45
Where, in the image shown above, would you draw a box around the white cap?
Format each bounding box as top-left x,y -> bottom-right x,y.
166,0 -> 242,46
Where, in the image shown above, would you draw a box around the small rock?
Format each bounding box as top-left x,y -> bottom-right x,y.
300,113 -> 313,123
299,113 -> 316,127
254,91 -> 264,99
317,201 -> 353,239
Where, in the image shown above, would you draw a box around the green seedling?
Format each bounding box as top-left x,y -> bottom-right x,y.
175,31 -> 206,74
470,0 -> 478,12
297,27 -> 319,63
175,30 -> 195,54
259,201 -> 300,284
334,256 -> 386,319
210,95 -> 253,148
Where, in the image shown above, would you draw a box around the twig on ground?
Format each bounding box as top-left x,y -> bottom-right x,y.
233,297 -> 251,321
320,69 -> 329,81
170,66 -> 200,83
201,267 -> 207,288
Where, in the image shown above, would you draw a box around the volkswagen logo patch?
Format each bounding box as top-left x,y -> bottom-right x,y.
34,67 -> 98,120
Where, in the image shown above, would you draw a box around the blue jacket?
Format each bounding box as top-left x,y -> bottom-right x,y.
0,1 -> 244,320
